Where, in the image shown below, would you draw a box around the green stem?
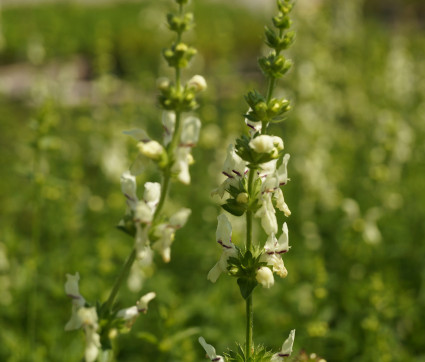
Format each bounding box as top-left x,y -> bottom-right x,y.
246,295 -> 253,360
245,168 -> 255,358
104,249 -> 136,312
262,77 -> 276,134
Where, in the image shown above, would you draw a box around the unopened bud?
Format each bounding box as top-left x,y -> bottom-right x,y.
187,75 -> 207,92
138,140 -> 165,160
256,267 -> 274,288
236,192 -> 249,204
157,77 -> 170,91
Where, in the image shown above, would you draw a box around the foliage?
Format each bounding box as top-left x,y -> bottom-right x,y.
0,0 -> 425,361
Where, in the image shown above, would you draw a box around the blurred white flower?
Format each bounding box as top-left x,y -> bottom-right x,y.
188,75 -> 207,92
121,171 -> 138,210
181,116 -> 201,147
117,292 -> 156,328
77,307 -> 101,362
152,208 -> 191,262
65,272 -> 86,331
162,111 -> 175,146
198,337 -> 225,362
138,140 -> 165,160
123,128 -> 150,142
271,329 -> 296,361
172,147 -> 193,185
207,214 -> 237,283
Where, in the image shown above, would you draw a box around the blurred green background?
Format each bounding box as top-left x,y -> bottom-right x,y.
0,0 -> 424,361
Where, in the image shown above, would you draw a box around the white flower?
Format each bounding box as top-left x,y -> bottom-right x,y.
245,109 -> 262,135
222,144 -> 246,178
256,266 -> 274,288
78,307 -> 101,362
207,214 -> 237,283
138,140 -> 165,160
134,182 -> 161,224
121,171 -> 138,210
162,112 -> 175,146
198,337 -> 225,362
143,182 -> 161,210
152,224 -> 174,262
123,128 -> 150,142
181,117 -> 201,146
134,224 -> 152,261
212,144 -> 247,199
152,209 -> 190,262
255,193 -> 278,235
249,135 -> 284,154
65,272 -> 85,306
117,292 -> 156,328
169,208 -> 192,228
260,223 -> 290,278
188,75 -> 207,92
271,330 -> 296,361
65,273 -> 86,331
277,154 -> 290,185
171,147 -> 193,185
275,188 -> 291,217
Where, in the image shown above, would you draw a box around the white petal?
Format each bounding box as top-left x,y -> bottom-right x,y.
188,75 -> 207,92
162,112 -> 175,146
249,135 -> 275,153
181,116 -> 201,145
277,222 -> 290,253
256,267 -> 274,288
138,140 -> 164,160
123,129 -> 150,142
121,171 -> 138,208
277,154 -> 290,185
116,306 -> 139,321
198,337 -> 224,361
137,292 -> 156,312
216,214 -> 232,246
143,182 -> 161,210
255,194 -> 278,235
169,208 -> 191,228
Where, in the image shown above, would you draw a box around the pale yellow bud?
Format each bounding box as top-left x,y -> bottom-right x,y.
138,141 -> 164,160
236,192 -> 249,204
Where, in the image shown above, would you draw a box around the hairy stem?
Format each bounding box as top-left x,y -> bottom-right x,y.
245,168 -> 256,358
104,249 -> 136,312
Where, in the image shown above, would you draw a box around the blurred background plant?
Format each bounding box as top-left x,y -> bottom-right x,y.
0,0 -> 424,361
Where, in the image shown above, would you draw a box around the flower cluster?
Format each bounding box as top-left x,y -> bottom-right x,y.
65,0 -> 206,359
64,273 -> 155,361
201,0 -> 296,359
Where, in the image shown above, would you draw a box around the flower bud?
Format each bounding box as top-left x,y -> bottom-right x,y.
236,192 -> 249,204
249,135 -> 275,153
138,140 -> 165,160
187,75 -> 207,92
157,77 -> 171,91
256,266 -> 274,288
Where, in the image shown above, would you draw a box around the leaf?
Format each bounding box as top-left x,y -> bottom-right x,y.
222,199 -> 247,216
237,277 -> 258,300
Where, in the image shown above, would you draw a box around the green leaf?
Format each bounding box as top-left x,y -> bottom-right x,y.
222,199 -> 247,216
237,277 -> 258,299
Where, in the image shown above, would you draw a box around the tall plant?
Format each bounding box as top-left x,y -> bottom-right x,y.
199,1 -> 296,361
64,0 -> 206,360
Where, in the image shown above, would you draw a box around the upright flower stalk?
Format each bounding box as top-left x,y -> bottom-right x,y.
64,0 -> 206,360
202,1 -> 296,360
